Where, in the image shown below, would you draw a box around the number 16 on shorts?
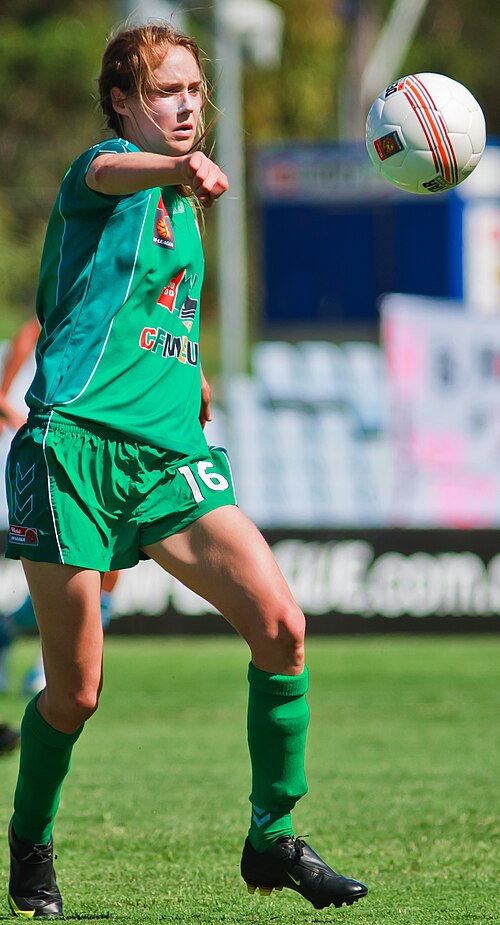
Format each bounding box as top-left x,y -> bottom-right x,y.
178,447 -> 236,504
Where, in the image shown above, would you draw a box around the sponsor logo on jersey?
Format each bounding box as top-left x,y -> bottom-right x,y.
9,525 -> 39,546
156,272 -> 199,333
179,295 -> 197,329
153,195 -> 175,248
157,269 -> 186,312
139,327 -> 199,366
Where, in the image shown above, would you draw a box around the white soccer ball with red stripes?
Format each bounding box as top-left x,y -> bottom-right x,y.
365,73 -> 486,194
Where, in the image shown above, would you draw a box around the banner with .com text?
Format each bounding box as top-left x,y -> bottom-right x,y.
2,529 -> 500,634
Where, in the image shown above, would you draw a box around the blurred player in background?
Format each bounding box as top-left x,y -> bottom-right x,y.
0,319 -> 40,693
3,20 -> 368,919
0,723 -> 20,756
0,319 -> 39,529
0,320 -> 118,693
0,318 -> 39,439
0,569 -> 118,695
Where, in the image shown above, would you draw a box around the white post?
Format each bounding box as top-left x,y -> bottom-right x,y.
213,1 -> 249,385
119,0 -> 186,26
213,0 -> 284,387
360,0 -> 430,108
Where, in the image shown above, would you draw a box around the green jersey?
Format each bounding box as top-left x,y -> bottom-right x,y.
28,138 -> 207,455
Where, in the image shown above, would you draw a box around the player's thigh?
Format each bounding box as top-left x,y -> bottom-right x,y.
21,560 -> 104,708
143,505 -> 305,647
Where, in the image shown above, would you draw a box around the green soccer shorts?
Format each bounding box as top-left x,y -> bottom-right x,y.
5,412 -> 237,571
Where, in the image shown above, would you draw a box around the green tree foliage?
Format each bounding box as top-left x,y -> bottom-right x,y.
0,0 -> 499,339
242,0 -> 345,142
403,0 -> 498,122
0,1 -> 113,336
243,0 -> 500,144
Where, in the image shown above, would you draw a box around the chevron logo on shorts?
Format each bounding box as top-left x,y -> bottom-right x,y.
13,463 -> 35,524
16,462 -> 35,493
14,494 -> 34,524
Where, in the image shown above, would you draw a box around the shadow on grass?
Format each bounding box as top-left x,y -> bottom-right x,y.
0,912 -> 112,922
59,917 -> 113,922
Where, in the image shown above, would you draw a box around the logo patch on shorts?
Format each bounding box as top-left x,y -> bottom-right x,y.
9,525 -> 39,546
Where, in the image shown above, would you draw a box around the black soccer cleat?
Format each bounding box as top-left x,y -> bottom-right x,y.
241,835 -> 368,910
8,821 -> 63,918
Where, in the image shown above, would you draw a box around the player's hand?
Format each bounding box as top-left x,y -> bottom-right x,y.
181,151 -> 228,207
199,367 -> 212,429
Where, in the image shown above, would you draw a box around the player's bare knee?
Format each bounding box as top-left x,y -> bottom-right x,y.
280,600 -> 305,638
251,600 -> 305,672
277,603 -> 306,667
67,687 -> 101,723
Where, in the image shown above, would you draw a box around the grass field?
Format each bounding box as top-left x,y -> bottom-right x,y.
0,635 -> 498,924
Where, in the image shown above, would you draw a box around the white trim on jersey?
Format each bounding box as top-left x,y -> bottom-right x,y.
60,193 -> 152,407
55,192 -> 68,306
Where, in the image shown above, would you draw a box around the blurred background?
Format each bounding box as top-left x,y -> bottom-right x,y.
1,0 -> 500,631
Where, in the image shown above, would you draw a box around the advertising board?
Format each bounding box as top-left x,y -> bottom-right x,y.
2,529 -> 498,633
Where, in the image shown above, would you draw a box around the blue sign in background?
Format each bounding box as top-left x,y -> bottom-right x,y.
255,142 -> 467,329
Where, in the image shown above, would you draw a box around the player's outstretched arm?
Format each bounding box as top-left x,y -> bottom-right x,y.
87,151 -> 228,207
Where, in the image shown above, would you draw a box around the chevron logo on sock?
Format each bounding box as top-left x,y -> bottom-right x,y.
252,805 -> 271,828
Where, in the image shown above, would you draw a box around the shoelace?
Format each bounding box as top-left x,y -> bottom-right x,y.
291,836 -> 310,860
21,845 -> 53,864
294,835 -> 310,847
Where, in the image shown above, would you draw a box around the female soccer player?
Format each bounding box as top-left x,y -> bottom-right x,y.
4,22 -> 367,917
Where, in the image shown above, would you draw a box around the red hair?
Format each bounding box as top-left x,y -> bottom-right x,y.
98,22 -> 209,140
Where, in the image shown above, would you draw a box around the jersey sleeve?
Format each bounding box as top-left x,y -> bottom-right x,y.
60,138 -> 146,215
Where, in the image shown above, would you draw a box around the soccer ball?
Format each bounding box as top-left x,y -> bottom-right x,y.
365,73 -> 486,194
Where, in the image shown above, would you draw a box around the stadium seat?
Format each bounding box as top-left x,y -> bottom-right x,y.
340,341 -> 389,435
252,341 -> 302,405
296,340 -> 351,406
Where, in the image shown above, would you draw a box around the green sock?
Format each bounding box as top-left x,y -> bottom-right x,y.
247,662 -> 309,853
12,695 -> 83,845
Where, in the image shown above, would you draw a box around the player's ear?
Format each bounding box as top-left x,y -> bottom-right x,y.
110,87 -> 129,116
